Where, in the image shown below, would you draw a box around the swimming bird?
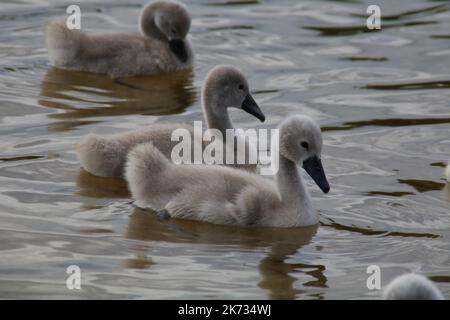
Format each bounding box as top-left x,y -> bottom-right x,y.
46,0 -> 193,78
125,115 -> 330,227
76,65 -> 265,177
383,273 -> 444,300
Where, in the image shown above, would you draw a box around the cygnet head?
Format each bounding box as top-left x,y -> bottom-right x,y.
140,1 -> 191,62
383,273 -> 444,300
278,115 -> 330,193
202,65 -> 265,122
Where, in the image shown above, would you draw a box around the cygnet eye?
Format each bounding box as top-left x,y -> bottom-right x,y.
238,84 -> 244,90
300,141 -> 309,149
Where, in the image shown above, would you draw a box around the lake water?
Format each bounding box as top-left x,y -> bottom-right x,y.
1,0 -> 450,299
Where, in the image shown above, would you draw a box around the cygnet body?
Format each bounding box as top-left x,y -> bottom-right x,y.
76,65 -> 265,177
46,1 -> 193,78
125,115 -> 330,227
383,273 -> 444,300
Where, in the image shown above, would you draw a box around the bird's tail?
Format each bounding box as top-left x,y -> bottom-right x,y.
76,133 -> 124,177
46,21 -> 84,66
126,142 -> 171,174
125,143 -> 171,206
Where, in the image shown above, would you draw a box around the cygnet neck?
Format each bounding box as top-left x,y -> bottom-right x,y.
275,153 -> 314,225
202,89 -> 234,134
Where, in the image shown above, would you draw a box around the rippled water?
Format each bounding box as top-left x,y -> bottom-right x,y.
1,0 -> 450,299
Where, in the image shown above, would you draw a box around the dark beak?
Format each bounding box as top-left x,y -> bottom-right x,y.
302,155 -> 330,193
169,39 -> 188,63
241,94 -> 265,122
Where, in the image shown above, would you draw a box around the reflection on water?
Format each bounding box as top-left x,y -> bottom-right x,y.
127,208 -> 317,249
76,169 -> 130,199
1,0 -> 450,299
321,220 -> 440,239
39,68 -> 196,131
350,3 -> 450,21
365,191 -> 415,197
340,56 -> 388,62
303,21 -> 437,37
207,0 -> 260,6
445,184 -> 450,203
127,208 -> 318,299
304,3 -> 450,36
323,117 -> 450,131
0,155 -> 45,162
364,80 -> 450,90
398,179 -> 446,193
258,244 -> 326,300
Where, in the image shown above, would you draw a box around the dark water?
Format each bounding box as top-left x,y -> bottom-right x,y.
0,0 -> 450,299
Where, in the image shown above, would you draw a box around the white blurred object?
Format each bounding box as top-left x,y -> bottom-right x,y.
383,273 -> 444,300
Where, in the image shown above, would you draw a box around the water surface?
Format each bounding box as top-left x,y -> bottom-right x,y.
1,0 -> 450,299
